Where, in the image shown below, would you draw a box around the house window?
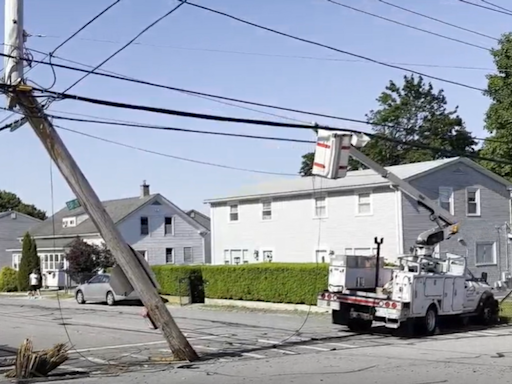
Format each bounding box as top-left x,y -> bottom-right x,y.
12,254 -> 20,270
229,204 -> 239,222
438,187 -> 454,214
262,201 -> 272,220
164,217 -> 174,235
476,242 -> 496,265
223,249 -> 250,265
466,188 -> 481,216
165,248 -> 174,264
62,217 -> 76,228
231,249 -> 242,265
357,193 -> 372,215
262,250 -> 273,262
184,247 -> 193,264
315,250 -> 328,263
41,253 -> 65,271
314,196 -> 327,218
140,217 -> 149,235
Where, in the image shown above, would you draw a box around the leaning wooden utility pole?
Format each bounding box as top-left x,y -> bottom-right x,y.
3,0 -> 198,362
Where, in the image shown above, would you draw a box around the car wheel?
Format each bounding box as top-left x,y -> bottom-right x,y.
76,290 -> 85,305
106,291 -> 116,306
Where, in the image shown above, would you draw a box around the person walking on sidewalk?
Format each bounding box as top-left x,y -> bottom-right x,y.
28,269 -> 41,299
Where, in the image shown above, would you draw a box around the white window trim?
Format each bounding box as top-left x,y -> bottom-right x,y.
313,194 -> 328,219
313,247 -> 330,263
261,199 -> 273,222
355,191 -> 373,216
165,248 -> 174,264
228,202 -> 240,223
40,252 -> 66,271
164,216 -> 175,236
438,186 -> 454,215
260,248 -> 275,263
223,249 -> 249,265
466,187 -> 481,217
12,254 -> 20,270
475,241 -> 497,266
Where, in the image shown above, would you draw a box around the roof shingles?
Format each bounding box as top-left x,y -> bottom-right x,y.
29,194 -> 156,237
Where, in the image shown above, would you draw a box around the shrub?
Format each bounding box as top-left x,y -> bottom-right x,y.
0,267 -> 18,292
201,263 -> 329,305
151,265 -> 204,300
18,232 -> 40,291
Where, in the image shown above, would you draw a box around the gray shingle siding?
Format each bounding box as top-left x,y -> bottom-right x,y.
402,162 -> 511,284
0,212 -> 42,269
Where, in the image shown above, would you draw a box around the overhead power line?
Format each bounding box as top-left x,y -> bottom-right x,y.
30,35 -> 498,71
11,83 -> 511,166
179,1 -> 485,92
60,1 -> 186,94
55,125 -> 298,176
458,0 -> 512,16
377,0 -> 498,41
326,0 -> 490,51
481,0 -> 512,13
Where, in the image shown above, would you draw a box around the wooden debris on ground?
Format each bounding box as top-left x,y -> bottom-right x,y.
5,338 -> 69,379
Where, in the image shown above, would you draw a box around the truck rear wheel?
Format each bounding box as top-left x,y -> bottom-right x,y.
418,305 -> 437,336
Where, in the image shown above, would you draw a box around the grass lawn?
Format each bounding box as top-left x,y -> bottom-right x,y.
500,301 -> 512,322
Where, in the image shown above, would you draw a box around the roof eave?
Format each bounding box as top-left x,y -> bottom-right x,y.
204,181 -> 392,204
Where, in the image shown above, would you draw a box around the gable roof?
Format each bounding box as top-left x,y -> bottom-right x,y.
186,209 -> 211,230
205,157 -> 512,203
28,193 -> 208,238
0,211 -> 43,222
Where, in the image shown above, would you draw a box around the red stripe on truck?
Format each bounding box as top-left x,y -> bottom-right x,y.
317,142 -> 330,149
313,162 -> 326,169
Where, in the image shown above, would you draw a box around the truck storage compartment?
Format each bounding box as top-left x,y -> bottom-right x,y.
328,254 -> 392,292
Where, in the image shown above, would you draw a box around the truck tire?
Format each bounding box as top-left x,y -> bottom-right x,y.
418,305 -> 437,336
476,296 -> 498,326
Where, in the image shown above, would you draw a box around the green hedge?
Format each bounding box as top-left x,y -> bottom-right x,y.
202,263 -> 328,305
0,267 -> 18,292
151,265 -> 203,298
151,263 -> 328,305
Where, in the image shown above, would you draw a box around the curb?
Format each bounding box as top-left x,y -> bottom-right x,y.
204,298 -> 331,314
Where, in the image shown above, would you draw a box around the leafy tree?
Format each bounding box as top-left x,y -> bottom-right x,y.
65,238 -> 114,283
0,190 -> 47,220
18,232 -> 40,291
299,75 -> 476,175
479,33 -> 512,179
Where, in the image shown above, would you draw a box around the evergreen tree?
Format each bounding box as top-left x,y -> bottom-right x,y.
18,233 -> 39,291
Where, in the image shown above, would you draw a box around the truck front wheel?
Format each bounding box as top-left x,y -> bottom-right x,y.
476,297 -> 498,326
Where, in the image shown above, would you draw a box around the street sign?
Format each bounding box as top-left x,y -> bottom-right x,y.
66,198 -> 81,210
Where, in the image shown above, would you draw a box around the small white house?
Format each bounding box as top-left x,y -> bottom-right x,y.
8,182 -> 211,289
205,157 -> 512,285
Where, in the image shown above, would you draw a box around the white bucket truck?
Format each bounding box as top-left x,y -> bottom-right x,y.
314,129 -> 499,336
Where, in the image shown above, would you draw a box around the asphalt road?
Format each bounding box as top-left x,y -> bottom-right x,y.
2,296 -> 512,383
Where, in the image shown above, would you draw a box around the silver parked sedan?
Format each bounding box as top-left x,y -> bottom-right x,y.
75,273 -> 139,306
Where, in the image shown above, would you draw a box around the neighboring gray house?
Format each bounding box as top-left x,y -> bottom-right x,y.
8,182 -> 211,288
206,157 -> 512,285
0,211 -> 42,269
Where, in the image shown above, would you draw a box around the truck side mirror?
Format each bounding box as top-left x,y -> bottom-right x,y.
481,272 -> 488,283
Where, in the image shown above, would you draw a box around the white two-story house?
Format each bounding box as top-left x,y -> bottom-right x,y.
9,182 -> 211,288
206,157 -> 512,285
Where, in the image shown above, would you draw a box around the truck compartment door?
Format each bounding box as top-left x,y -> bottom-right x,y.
442,278 -> 454,313
452,277 -> 465,312
412,277 -> 425,315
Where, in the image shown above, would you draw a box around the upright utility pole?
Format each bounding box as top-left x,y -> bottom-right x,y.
3,0 -> 198,362
3,0 -> 23,108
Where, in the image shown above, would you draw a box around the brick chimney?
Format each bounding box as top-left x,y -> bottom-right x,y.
140,180 -> 150,198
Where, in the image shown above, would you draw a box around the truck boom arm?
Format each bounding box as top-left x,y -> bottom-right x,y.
312,130 -> 459,255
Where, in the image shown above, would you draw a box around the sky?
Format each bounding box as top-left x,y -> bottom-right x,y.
0,0 -> 508,217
